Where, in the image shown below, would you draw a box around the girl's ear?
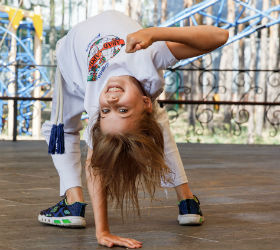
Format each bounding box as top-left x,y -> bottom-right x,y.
143,96 -> 153,113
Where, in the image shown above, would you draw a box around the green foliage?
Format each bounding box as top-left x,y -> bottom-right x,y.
169,108 -> 280,144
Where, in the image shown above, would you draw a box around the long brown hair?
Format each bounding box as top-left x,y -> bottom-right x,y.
89,110 -> 172,215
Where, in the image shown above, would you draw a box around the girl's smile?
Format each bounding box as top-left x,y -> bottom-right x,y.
106,86 -> 124,93
99,75 -> 152,134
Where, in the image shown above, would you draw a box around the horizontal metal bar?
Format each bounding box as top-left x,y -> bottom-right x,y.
1,97 -> 279,106
0,96 -> 52,101
168,68 -> 280,72
157,100 -> 280,106
0,64 -> 57,67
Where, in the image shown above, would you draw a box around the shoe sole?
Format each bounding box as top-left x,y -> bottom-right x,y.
38,214 -> 86,228
178,214 -> 204,225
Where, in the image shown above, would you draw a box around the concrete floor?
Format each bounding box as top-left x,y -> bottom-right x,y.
0,141 -> 279,250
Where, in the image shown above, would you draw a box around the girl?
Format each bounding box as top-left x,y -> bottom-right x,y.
39,10 -> 228,249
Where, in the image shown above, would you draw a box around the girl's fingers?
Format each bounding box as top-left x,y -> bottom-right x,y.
126,35 -> 144,53
121,238 -> 142,248
99,234 -> 142,249
125,37 -> 136,52
134,43 -> 142,51
124,238 -> 142,245
112,237 -> 142,249
126,43 -> 141,53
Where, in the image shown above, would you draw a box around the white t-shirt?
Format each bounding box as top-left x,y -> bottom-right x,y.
41,11 -> 188,194
56,10 -> 178,145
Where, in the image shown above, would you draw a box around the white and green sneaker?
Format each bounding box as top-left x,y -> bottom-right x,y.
38,198 -> 87,228
178,195 -> 204,225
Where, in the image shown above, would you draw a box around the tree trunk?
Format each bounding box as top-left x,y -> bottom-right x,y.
183,0 -> 196,129
7,27 -> 17,137
157,0 -> 166,100
18,0 -> 23,7
234,5 -> 246,134
98,0 -> 104,13
238,11 -> 245,90
112,0 -> 116,10
219,0 -> 234,125
85,0 -> 88,19
153,0 -> 158,26
126,0 -> 132,17
60,0 -> 65,38
130,0 -> 142,22
183,0 -> 192,26
135,1 -> 142,24
194,0 -> 203,26
68,0 -> 72,29
247,0 -> 257,144
255,0 -> 269,137
268,0 -> 279,71
49,0 -> 56,84
270,0 -> 280,68
205,3 -> 216,133
266,0 -> 280,138
32,6 -> 42,139
161,0 -> 167,23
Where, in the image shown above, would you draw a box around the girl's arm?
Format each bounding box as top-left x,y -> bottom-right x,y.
126,26 -> 229,59
85,148 -> 142,249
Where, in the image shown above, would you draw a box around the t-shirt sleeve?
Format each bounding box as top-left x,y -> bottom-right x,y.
151,41 -> 179,70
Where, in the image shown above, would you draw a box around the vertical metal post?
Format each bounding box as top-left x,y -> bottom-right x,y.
13,63 -> 18,141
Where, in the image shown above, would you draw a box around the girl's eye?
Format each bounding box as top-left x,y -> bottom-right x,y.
101,108 -> 110,114
119,108 -> 128,113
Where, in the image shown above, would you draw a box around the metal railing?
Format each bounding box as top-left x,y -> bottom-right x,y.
1,64 -> 280,141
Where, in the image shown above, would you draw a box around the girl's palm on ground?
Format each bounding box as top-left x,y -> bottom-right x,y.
97,232 -> 142,248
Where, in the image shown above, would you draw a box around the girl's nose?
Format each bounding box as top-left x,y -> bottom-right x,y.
107,95 -> 119,104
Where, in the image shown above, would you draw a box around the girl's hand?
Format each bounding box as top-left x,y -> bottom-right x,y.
126,28 -> 154,53
97,231 -> 142,248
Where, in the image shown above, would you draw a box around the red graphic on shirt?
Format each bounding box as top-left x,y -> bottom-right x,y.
87,36 -> 125,81
88,51 -> 102,72
103,38 -> 125,50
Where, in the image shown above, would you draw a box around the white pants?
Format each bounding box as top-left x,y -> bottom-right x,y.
42,69 -> 188,196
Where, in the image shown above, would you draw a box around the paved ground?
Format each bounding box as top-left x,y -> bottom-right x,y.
0,141 -> 279,250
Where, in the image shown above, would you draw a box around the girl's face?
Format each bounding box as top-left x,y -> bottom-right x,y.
99,75 -> 152,134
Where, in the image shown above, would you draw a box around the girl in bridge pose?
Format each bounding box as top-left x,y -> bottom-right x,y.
39,10 -> 228,248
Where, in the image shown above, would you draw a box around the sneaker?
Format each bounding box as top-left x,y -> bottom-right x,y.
177,195 -> 204,225
38,198 -> 87,228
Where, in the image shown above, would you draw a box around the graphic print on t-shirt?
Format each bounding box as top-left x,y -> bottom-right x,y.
87,35 -> 125,81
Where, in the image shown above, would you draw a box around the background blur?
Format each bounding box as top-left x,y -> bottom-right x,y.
0,0 -> 279,144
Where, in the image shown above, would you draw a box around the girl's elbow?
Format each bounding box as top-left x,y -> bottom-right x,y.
209,28 -> 229,51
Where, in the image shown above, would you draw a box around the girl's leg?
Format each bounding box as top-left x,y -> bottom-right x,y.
155,104 -> 203,225
39,69 -> 86,227
42,68 -> 85,198
155,103 -> 192,193
174,183 -> 193,201
66,186 -> 84,204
